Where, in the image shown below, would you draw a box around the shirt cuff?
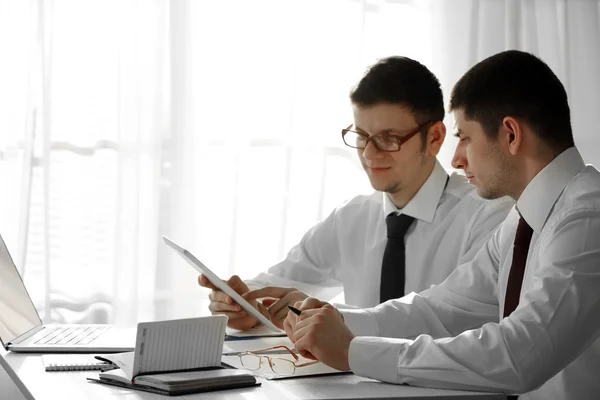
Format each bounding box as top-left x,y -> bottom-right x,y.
340,308 -> 379,336
349,336 -> 407,384
332,302 -> 358,310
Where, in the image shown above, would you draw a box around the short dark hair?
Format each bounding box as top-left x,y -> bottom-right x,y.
350,56 -> 445,144
449,50 -> 574,152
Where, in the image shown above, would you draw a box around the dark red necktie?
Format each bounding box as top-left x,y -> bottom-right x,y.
504,216 -> 533,400
503,216 -> 534,318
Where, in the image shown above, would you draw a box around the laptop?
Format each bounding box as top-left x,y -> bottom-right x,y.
0,234 -> 135,353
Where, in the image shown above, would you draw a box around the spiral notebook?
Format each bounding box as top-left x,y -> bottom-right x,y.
42,354 -> 117,372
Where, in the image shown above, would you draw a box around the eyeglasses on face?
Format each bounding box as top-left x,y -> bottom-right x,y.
238,345 -> 319,376
341,121 -> 435,152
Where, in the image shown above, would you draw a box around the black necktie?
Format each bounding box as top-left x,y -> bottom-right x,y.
503,216 -> 534,318
380,213 -> 415,303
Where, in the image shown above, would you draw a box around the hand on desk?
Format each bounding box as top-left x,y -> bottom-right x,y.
243,287 -> 308,329
198,274 -> 268,331
283,297 -> 354,372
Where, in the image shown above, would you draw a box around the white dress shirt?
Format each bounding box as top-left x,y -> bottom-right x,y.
342,147 -> 600,399
250,160 -> 514,308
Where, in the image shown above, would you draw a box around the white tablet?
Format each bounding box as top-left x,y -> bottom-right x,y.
163,236 -> 281,332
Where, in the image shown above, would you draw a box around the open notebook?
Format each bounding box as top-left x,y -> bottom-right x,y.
88,316 -> 258,395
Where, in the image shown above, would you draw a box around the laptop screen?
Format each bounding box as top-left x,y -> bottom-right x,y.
0,235 -> 41,347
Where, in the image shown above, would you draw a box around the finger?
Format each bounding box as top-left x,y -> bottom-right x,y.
283,309 -> 294,327
265,298 -> 288,322
225,310 -> 250,320
298,349 -> 317,360
293,300 -> 304,308
208,290 -> 237,306
291,314 -> 318,342
284,310 -> 300,336
291,306 -> 324,323
292,327 -> 317,360
209,300 -> 246,314
271,305 -> 291,324
207,307 -> 248,319
299,297 -> 326,311
283,314 -> 295,337
292,310 -> 329,334
209,301 -> 243,313
198,274 -> 217,290
261,298 -> 277,307
256,301 -> 271,320
226,274 -> 242,287
287,309 -> 297,325
218,311 -> 250,320
269,291 -> 306,317
226,275 -> 249,294
264,294 -> 293,317
243,286 -> 293,301
322,304 -> 344,320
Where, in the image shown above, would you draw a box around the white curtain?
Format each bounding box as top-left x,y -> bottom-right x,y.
431,0 -> 600,167
160,0 -> 443,318
0,0 -> 37,270
1,0 -> 599,324
0,0 -> 168,325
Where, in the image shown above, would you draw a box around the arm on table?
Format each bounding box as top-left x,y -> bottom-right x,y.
347,208 -> 600,394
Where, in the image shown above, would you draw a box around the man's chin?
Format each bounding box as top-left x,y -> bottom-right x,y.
476,186 -> 504,200
369,180 -> 399,194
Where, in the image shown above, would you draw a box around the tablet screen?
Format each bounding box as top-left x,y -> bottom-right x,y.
163,236 -> 282,332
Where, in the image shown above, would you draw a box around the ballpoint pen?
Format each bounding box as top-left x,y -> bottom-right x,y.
287,305 -> 302,316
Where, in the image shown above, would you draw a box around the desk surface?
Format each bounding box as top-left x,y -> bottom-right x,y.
3,352 -> 506,400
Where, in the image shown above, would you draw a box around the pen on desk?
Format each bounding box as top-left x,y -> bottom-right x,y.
288,305 -> 302,316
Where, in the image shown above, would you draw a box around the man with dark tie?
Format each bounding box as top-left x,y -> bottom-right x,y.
284,50 -> 600,400
199,56 -> 513,330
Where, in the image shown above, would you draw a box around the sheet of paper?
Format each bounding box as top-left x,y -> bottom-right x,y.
98,367 -> 131,385
226,324 -> 285,338
223,336 -> 296,355
97,352 -> 135,379
221,354 -> 346,380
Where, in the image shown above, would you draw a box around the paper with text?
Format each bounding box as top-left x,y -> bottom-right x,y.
223,336 -> 296,355
226,324 -> 285,338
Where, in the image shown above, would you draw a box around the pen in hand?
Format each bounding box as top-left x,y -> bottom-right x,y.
288,305 -> 302,316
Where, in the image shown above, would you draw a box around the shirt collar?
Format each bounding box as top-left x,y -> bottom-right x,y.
517,147 -> 585,232
382,160 -> 448,223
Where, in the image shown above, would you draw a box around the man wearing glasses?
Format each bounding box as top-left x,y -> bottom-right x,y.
199,56 -> 513,331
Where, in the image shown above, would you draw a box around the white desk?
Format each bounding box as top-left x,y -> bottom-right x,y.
2,352 -> 506,400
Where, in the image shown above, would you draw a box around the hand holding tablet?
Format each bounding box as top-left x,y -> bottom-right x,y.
163,236 -> 282,332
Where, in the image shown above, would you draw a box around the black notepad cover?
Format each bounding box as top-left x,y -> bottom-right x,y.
87,365 -> 259,396
87,377 -> 260,396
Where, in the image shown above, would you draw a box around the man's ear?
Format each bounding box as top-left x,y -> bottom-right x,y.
426,121 -> 446,156
502,117 -> 523,156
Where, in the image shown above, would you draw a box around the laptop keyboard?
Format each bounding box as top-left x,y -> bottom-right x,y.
34,326 -> 108,345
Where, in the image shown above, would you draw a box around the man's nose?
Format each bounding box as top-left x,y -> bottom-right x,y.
362,140 -> 382,160
451,141 -> 467,170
